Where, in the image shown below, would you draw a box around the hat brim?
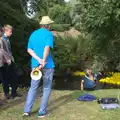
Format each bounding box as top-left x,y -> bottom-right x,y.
39,20 -> 54,25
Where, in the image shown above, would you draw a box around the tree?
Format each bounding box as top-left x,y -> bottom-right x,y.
71,0 -> 120,71
0,0 -> 39,86
48,4 -> 72,24
20,0 -> 66,19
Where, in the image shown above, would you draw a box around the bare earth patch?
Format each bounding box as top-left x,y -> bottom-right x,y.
52,28 -> 81,38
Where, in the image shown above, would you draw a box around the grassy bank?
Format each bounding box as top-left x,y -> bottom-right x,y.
0,89 -> 120,120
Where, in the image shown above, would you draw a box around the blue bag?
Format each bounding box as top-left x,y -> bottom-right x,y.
77,93 -> 97,101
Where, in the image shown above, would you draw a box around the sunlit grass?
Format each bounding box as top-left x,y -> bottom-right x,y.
0,89 -> 120,120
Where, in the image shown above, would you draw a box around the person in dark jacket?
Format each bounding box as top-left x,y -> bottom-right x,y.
0,25 -> 21,99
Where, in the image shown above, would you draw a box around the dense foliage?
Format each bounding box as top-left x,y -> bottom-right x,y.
0,0 -> 73,86
0,0 -> 39,85
1,0 -> 120,86
71,0 -> 120,72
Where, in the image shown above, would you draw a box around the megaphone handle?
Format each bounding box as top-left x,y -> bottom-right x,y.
35,65 -> 42,70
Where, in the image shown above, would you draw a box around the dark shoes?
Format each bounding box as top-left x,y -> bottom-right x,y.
11,93 -> 22,99
4,94 -> 11,100
4,93 -> 22,99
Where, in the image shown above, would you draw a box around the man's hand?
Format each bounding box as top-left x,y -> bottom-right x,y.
38,58 -> 43,65
37,65 -> 43,70
27,49 -> 47,68
38,58 -> 46,68
11,56 -> 15,62
7,60 -> 11,65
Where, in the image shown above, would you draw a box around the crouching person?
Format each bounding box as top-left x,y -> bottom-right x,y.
81,68 -> 98,90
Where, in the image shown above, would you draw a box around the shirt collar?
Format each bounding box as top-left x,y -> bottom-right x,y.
2,34 -> 8,41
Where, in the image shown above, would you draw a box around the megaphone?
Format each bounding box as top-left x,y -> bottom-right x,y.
30,67 -> 42,80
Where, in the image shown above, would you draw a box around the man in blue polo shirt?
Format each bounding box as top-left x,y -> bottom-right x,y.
23,16 -> 55,118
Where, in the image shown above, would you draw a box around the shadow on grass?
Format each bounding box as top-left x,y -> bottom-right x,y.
0,87 -> 43,112
0,94 -> 26,112
53,81 -> 81,91
31,90 -> 86,115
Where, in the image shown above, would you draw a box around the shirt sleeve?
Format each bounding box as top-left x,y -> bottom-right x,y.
45,33 -> 54,49
0,38 -> 11,61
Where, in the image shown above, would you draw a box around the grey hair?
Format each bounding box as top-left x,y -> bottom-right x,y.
41,24 -> 50,28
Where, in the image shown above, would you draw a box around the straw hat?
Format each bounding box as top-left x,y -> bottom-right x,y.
39,16 -> 54,25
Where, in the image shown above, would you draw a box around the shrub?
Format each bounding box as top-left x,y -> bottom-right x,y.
51,24 -> 71,31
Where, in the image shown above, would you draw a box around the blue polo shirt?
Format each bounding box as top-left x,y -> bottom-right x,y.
83,74 -> 97,88
27,28 -> 55,69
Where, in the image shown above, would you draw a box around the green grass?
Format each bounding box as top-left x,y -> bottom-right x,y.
0,89 -> 120,120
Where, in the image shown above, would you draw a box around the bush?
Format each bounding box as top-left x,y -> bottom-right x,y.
51,24 -> 65,31
62,24 -> 71,30
51,24 -> 71,31
0,0 -> 39,87
53,35 -> 93,76
48,4 -> 72,24
71,0 -> 120,71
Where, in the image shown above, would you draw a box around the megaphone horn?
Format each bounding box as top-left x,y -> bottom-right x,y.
30,67 -> 42,80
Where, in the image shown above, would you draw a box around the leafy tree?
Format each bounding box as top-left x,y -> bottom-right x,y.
71,0 -> 120,71
0,0 -> 39,86
48,4 -> 72,24
53,35 -> 93,75
21,0 -> 65,19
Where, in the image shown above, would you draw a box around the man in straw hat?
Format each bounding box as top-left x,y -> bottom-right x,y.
23,16 -> 55,118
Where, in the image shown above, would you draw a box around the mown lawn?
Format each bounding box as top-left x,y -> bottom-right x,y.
0,89 -> 120,120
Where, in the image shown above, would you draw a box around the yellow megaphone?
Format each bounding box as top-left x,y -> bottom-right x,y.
30,66 -> 42,80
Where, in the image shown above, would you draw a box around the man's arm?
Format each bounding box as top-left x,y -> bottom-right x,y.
81,80 -> 84,91
0,38 -> 11,64
43,46 -> 50,63
27,46 -> 50,68
27,34 -> 43,67
42,33 -> 54,67
27,48 -> 43,65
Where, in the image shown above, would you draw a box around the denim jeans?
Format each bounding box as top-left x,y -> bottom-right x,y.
24,68 -> 54,113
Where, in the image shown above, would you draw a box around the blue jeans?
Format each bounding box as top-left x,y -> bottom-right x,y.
24,68 -> 54,113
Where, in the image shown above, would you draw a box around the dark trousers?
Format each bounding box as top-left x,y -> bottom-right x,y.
1,62 -> 18,96
0,66 -> 8,94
